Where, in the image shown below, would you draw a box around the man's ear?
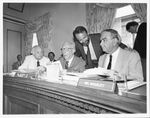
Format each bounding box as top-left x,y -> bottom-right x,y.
113,37 -> 119,46
73,48 -> 76,53
31,48 -> 35,55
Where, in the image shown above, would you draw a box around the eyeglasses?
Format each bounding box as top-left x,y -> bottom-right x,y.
61,48 -> 73,51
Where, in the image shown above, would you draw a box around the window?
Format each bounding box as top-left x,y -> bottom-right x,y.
32,33 -> 38,47
115,5 -> 135,18
112,5 -> 140,48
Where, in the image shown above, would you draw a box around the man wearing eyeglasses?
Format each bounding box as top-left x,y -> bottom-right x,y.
59,41 -> 86,72
73,26 -> 103,69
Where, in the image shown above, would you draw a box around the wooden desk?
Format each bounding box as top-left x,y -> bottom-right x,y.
3,76 -> 146,114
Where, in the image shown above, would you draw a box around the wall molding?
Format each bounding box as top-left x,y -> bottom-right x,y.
3,14 -> 26,25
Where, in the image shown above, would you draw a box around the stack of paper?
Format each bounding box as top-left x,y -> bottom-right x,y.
45,63 -> 60,82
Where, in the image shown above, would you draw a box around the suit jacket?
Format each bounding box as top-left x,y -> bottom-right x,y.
98,48 -> 143,81
74,33 -> 103,68
134,22 -> 146,58
18,55 -> 49,70
59,55 -> 86,72
12,61 -> 22,70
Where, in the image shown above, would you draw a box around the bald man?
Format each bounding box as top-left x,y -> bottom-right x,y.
18,45 -> 49,70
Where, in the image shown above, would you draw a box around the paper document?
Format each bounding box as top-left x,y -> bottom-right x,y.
45,63 -> 60,81
83,67 -> 111,76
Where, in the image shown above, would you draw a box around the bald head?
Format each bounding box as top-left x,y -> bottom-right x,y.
31,45 -> 43,60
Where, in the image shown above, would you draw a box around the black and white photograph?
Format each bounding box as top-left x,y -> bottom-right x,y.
1,0 -> 150,118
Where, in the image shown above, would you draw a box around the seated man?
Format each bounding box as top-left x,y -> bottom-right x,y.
12,54 -> 23,70
59,41 -> 86,72
98,29 -> 143,82
18,45 -> 49,71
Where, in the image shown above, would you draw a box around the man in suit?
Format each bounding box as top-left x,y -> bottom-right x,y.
59,41 -> 86,72
73,26 -> 103,69
126,21 -> 146,81
98,29 -> 143,82
18,45 -> 49,71
12,54 -> 23,70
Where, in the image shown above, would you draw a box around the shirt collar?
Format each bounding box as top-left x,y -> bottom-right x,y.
68,55 -> 74,64
111,47 -> 120,57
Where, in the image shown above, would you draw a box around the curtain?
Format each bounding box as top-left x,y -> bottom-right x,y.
25,12 -> 54,56
24,29 -> 33,56
36,12 -> 54,56
86,4 -> 116,34
131,3 -> 147,22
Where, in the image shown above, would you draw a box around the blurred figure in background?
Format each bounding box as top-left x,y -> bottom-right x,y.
48,51 -> 56,62
126,21 -> 146,81
12,54 -> 23,70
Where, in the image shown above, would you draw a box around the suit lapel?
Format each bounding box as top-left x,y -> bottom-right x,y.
69,56 -> 76,68
61,57 -> 66,69
80,45 -> 87,59
114,48 -> 125,72
99,54 -> 107,68
90,35 -> 101,59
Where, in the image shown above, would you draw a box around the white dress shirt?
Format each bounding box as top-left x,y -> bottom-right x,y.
18,55 -> 49,70
104,47 -> 120,70
67,55 -> 74,67
83,39 -> 97,60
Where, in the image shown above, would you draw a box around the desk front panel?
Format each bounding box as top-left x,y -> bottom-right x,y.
3,76 -> 146,114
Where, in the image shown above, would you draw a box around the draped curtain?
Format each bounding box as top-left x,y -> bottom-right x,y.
24,12 -> 54,56
86,3 -> 116,34
24,30 -> 33,56
131,3 -> 147,22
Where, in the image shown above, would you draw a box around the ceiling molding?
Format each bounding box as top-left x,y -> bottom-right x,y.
3,14 -> 26,25
96,3 -> 130,8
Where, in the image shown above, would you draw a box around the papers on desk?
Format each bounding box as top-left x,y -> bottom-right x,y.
65,67 -> 112,79
83,67 -> 111,77
126,81 -> 146,90
45,63 -> 60,82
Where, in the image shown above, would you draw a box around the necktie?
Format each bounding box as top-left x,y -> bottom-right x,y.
37,60 -> 40,67
107,55 -> 112,69
65,61 -> 69,69
86,45 -> 93,68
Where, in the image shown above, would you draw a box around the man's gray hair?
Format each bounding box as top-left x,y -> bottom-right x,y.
31,45 -> 42,55
101,29 -> 122,44
62,41 -> 75,49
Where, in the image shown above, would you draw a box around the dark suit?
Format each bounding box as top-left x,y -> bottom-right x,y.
59,55 -> 86,72
134,22 -> 146,58
12,61 -> 22,70
74,33 -> 103,69
133,22 -> 146,81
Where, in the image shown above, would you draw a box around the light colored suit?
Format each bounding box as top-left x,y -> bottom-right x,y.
59,56 -> 86,72
98,48 -> 143,81
18,55 -> 49,70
